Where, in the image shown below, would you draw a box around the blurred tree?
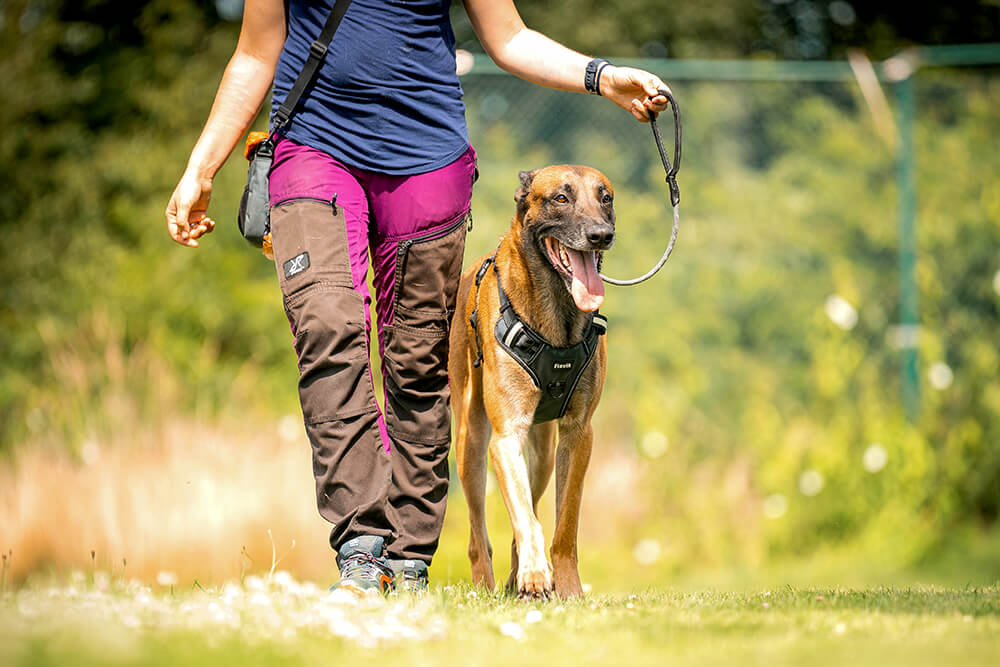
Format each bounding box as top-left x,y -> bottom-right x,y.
452,0 -> 1000,60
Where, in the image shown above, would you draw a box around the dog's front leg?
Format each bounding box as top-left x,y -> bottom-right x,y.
489,423 -> 553,599
551,421 -> 594,598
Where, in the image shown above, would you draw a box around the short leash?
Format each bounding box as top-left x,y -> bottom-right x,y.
599,88 -> 682,286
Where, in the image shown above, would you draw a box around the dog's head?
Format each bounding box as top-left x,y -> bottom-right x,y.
514,165 -> 615,312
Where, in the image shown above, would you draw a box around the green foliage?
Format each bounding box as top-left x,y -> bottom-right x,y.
460,70 -> 1000,569
1,0 -> 998,571
0,1 -> 299,449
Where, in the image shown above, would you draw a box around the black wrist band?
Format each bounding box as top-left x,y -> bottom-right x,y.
585,58 -> 609,95
594,60 -> 612,96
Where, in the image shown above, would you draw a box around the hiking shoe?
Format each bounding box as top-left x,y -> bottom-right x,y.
332,536 -> 395,595
389,559 -> 429,593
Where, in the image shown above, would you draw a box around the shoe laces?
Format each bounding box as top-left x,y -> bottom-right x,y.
340,551 -> 393,583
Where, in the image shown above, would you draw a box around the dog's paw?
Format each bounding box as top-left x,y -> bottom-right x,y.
516,562 -> 554,600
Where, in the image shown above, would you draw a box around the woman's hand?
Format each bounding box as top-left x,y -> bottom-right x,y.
600,66 -> 671,123
165,169 -> 216,248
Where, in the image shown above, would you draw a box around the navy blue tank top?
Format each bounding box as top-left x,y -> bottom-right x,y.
270,0 -> 470,175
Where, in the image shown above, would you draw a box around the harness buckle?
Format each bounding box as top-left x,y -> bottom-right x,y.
309,40 -> 329,60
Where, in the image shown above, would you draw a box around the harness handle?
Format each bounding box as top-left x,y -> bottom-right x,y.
600,87 -> 682,286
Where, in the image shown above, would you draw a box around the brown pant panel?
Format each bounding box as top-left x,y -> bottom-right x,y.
380,220 -> 467,562
308,414 -> 394,550
383,221 -> 468,445
271,200 -> 393,550
386,437 -> 451,562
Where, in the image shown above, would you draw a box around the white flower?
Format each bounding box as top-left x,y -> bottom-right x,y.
499,621 -> 526,641
524,609 -> 543,624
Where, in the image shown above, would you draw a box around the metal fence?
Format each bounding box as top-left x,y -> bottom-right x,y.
457,45 -> 1000,426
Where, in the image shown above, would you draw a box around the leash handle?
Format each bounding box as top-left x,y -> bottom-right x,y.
649,88 -> 681,206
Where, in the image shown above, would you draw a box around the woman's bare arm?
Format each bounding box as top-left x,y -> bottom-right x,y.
463,0 -> 670,122
166,0 -> 287,247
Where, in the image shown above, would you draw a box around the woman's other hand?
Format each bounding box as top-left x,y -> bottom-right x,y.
166,170 -> 216,248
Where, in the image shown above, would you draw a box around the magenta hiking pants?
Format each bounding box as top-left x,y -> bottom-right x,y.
268,136 -> 476,564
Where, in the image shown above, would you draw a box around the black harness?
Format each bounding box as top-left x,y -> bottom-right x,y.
470,255 -> 607,424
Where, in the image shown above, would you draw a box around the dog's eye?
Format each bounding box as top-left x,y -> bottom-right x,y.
553,194 -> 569,204
601,194 -> 613,205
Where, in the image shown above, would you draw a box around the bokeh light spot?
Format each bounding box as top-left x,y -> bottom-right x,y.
798,469 -> 824,496
763,494 -> 788,519
863,443 -> 888,473
825,294 -> 858,330
928,362 -> 954,390
639,431 -> 669,459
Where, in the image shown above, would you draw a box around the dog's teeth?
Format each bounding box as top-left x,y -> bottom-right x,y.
559,247 -> 571,270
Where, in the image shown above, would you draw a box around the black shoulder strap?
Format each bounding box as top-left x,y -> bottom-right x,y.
272,0 -> 354,134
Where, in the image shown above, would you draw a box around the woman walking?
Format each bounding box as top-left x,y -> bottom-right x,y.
165,0 -> 669,593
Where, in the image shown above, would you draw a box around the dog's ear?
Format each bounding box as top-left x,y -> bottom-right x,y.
514,169 -> 538,219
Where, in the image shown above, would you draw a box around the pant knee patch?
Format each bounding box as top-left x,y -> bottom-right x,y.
285,283 -> 375,424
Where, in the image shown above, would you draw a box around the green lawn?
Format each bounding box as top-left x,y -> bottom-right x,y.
3,577 -> 998,667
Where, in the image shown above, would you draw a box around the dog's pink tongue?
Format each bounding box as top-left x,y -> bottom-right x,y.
567,249 -> 604,311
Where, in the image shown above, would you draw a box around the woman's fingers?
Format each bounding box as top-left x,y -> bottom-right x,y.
166,173 -> 213,247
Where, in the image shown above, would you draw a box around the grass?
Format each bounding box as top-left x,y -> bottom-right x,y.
2,576 -> 999,667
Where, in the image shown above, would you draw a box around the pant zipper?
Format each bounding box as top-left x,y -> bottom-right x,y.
272,195 -> 339,211
394,209 -> 471,304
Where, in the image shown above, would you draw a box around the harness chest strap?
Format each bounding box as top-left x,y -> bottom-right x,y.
468,254 -> 608,424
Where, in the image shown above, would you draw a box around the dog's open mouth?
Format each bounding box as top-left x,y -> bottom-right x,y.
543,237 -> 605,311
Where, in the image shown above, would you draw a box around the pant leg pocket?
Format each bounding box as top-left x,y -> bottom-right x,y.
383,216 -> 468,444
284,284 -> 376,424
270,198 -> 352,294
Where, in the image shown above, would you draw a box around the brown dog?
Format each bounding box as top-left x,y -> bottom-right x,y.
449,165 -> 614,598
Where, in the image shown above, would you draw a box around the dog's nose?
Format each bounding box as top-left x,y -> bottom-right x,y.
585,224 -> 615,249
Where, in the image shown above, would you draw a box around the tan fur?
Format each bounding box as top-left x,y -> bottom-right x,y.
449,165 -> 611,599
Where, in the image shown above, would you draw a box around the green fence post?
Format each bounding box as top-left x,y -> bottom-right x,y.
893,69 -> 920,420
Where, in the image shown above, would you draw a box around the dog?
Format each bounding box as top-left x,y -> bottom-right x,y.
449,165 -> 615,599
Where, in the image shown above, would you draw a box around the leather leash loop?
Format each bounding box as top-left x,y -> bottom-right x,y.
600,87 -> 683,286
